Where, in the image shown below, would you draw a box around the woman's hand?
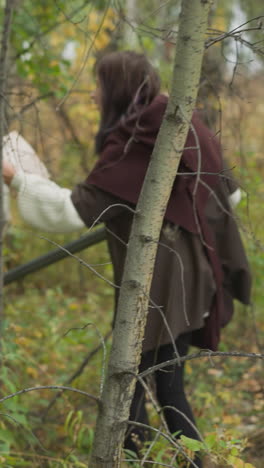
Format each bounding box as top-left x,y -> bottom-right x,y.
3,161 -> 16,186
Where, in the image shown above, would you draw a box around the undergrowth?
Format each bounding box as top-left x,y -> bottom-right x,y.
1,146 -> 263,466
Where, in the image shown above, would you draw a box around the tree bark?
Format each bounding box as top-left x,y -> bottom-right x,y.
90,1 -> 212,466
124,0 -> 137,47
0,0 -> 16,348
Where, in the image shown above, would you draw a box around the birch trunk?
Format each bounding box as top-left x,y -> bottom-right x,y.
124,0 -> 137,47
90,1 -> 212,466
0,0 -> 16,349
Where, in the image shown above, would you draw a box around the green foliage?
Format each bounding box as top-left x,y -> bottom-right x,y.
1,235 -> 112,465
124,431 -> 256,467
180,433 -> 256,467
64,410 -> 94,451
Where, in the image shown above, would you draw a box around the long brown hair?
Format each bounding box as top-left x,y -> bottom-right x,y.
95,50 -> 160,153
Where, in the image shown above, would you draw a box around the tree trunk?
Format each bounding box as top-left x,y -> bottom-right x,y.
90,1 -> 212,466
124,0 -> 137,47
0,0 -> 16,349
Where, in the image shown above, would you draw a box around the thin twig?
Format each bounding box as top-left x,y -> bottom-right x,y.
57,0 -> 112,108
0,385 -> 100,404
0,412 -> 48,452
38,235 -> 120,289
41,330 -> 111,421
140,350 -> 264,379
126,421 -> 199,468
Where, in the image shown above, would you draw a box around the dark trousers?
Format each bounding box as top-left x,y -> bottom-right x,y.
124,333 -> 202,467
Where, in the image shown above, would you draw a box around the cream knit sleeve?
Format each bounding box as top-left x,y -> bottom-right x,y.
11,172 -> 85,233
228,187 -> 241,208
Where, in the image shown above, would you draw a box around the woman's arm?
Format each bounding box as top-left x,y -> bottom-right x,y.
228,187 -> 241,208
3,161 -> 85,233
3,161 -> 126,233
222,161 -> 242,209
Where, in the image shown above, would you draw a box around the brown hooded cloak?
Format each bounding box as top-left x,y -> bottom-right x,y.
72,94 -> 251,351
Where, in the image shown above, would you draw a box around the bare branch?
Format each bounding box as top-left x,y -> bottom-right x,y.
38,235 -> 120,289
0,385 -> 100,405
160,406 -> 204,444
9,92 -> 54,122
61,322 -> 107,397
41,330 -> 112,421
57,0 -> 112,108
206,17 -> 264,57
126,421 -> 200,468
140,350 -> 264,379
0,412 -> 49,452
87,203 -> 137,232
123,457 -> 181,468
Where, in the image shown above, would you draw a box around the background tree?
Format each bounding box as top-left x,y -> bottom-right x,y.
0,0 -> 16,347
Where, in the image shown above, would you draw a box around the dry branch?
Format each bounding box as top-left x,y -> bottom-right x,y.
0,385 -> 100,405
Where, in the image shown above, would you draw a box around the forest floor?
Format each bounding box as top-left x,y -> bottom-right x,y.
2,212 -> 263,467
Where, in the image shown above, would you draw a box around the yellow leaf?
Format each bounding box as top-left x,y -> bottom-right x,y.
227,455 -> 256,468
185,362 -> 192,375
26,367 -> 39,379
33,329 -> 43,338
15,336 -> 31,347
222,414 -> 241,425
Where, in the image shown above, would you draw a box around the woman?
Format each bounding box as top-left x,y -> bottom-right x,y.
4,51 -> 251,466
